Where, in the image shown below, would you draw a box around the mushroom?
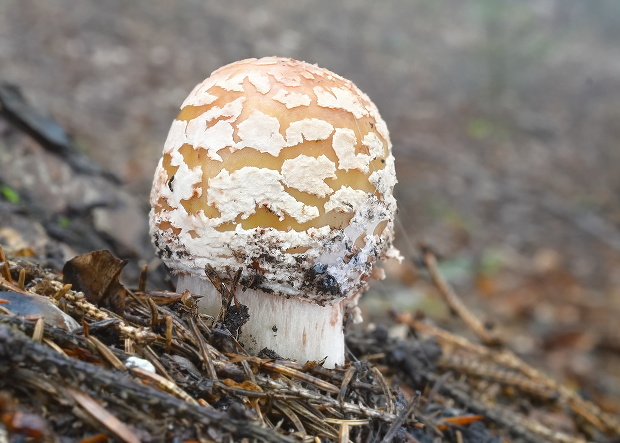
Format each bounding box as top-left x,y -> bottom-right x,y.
150,57 -> 399,367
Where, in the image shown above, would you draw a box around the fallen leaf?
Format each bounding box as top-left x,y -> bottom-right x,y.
63,250 -> 127,314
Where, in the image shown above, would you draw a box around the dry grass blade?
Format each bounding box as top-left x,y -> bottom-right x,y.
338,422 -> 349,443
0,246 -> 13,285
138,264 -> 148,293
286,399 -> 339,439
325,418 -> 370,426
187,315 -> 217,380
338,364 -> 356,402
146,296 -> 160,326
17,268 -> 25,289
273,400 -> 306,436
0,274 -> 29,295
66,387 -> 141,443
53,283 -> 72,301
32,317 -> 44,342
130,366 -> 199,405
262,361 -> 340,394
87,335 -> 125,370
371,366 -> 395,415
165,315 -> 172,353
138,344 -> 176,382
43,337 -> 67,355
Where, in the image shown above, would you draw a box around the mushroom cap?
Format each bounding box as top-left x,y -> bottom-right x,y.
150,57 -> 398,303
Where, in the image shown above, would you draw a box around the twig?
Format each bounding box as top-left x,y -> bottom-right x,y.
421,247 -> 499,345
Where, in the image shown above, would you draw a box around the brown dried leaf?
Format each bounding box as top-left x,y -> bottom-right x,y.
63,250 -> 127,314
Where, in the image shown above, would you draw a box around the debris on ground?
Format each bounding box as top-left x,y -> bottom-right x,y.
1,246 -> 618,442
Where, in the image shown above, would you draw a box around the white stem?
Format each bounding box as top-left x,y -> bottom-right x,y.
177,274 -> 346,368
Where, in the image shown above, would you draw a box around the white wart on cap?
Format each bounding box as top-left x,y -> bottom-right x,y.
150,57 -> 399,367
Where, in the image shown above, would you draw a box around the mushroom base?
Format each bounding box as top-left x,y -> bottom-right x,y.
177,274 -> 349,368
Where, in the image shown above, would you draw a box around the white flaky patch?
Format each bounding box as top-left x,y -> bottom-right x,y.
365,100 -> 391,142
362,132 -> 385,159
207,167 -> 319,223
247,72 -> 272,94
285,119 -> 334,146
272,89 -> 311,108
254,58 -> 279,66
181,80 -> 218,107
216,73 -> 247,92
369,155 -> 397,194
332,128 -> 371,172
269,67 -> 302,87
281,155 -> 336,197
236,110 -> 287,156
314,86 -> 367,119
183,97 -> 245,160
163,120 -> 188,154
214,70 -> 274,94
299,60 -> 340,81
167,158 -> 203,208
199,120 -> 235,162
200,96 -> 245,122
324,186 -> 368,213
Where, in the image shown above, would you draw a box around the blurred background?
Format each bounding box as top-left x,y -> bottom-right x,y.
1,0 -> 619,415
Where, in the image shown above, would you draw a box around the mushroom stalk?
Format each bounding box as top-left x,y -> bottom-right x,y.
178,274 -> 350,367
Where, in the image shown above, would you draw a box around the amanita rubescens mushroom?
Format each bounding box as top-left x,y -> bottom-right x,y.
150,57 -> 399,367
